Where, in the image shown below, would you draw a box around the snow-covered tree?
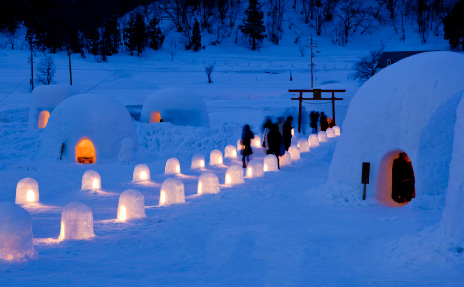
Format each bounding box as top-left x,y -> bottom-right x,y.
191,19 -> 202,51
147,17 -> 165,50
36,55 -> 56,85
444,0 -> 464,50
240,0 -> 265,50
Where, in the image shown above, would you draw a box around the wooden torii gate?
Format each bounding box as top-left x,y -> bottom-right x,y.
289,89 -> 345,133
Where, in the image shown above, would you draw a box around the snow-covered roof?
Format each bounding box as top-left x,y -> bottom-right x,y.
328,51 -> 464,208
140,88 -> 210,128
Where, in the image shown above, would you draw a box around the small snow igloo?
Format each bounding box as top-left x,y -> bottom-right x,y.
264,154 -> 279,172
29,85 -> 79,129
225,165 -> 244,185
59,202 -> 94,240
39,94 -> 138,164
133,164 -> 150,182
198,172 -> 220,195
165,158 -> 181,175
15,178 -> 39,204
159,178 -> 185,206
81,170 -> 101,190
140,88 -> 210,127
0,202 -> 37,261
246,160 -> 264,178
117,189 -> 146,221
191,153 -> 206,170
328,51 -> 464,208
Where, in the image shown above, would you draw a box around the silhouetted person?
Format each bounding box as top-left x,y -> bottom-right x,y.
320,112 -> 328,131
310,111 -> 320,134
282,116 -> 293,151
267,124 -> 282,169
240,124 -> 254,168
276,117 -> 284,135
262,117 -> 273,148
392,153 -> 416,203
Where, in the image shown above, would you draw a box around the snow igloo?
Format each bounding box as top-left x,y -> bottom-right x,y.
297,139 -> 310,153
289,146 -> 300,161
191,153 -> 206,170
279,151 -> 292,167
59,202 -> 94,240
318,131 -> 328,143
39,94 -> 138,164
326,128 -> 336,138
224,145 -> 238,159
29,85 -> 79,129
225,165 -> 244,185
252,135 -> 261,148
328,51 -> 464,208
308,134 -> 320,148
81,170 -> 101,190
133,164 -> 150,182
15,178 -> 39,204
264,154 -> 279,172
165,158 -> 181,175
159,178 -> 185,206
209,149 -> 223,166
140,88 -> 210,127
246,160 -> 264,178
198,172 -> 220,195
333,126 -> 341,136
117,189 -> 146,221
0,202 -> 37,261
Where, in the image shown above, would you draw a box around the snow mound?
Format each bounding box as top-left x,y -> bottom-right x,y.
15,178 -> 39,204
198,172 -> 220,195
59,202 -> 94,240
117,189 -> 146,221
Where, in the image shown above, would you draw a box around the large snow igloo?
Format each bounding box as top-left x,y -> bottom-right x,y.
29,85 -> 79,129
39,94 -> 138,164
140,88 -> 210,127
327,51 -> 464,208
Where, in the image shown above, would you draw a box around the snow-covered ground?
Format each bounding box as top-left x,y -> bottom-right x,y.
1,23 -> 463,285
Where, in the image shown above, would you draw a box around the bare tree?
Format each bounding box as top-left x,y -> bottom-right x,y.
36,55 -> 56,85
7,32 -> 17,50
338,0 -> 372,45
161,0 -> 195,47
353,46 -> 384,82
205,64 -> 215,83
298,42 -> 306,57
267,0 -> 285,44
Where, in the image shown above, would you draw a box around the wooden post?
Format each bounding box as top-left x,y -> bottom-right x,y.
298,91 -> 302,133
332,91 -> 336,126
68,52 -> 73,86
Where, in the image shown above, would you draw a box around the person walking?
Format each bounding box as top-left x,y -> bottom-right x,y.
240,124 -> 254,168
320,112 -> 328,132
310,111 -> 320,134
262,117 -> 273,149
282,116 -> 293,151
267,124 -> 282,169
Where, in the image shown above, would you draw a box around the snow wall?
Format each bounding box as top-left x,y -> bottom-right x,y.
327,51 -> 464,208
140,88 -> 210,128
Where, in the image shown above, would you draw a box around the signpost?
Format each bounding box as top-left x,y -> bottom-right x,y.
361,162 -> 370,200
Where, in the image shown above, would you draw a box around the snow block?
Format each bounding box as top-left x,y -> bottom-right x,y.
326,128 -> 336,138
308,134 -> 320,148
59,202 -> 94,240
263,155 -> 279,172
288,146 -> 300,161
133,164 -> 150,182
15,178 -> 39,204
246,160 -> 264,178
198,172 -> 220,195
279,151 -> 292,167
81,170 -> 101,190
225,165 -> 245,185
165,158 -> 181,175
225,145 -> 238,159
191,153 -> 206,170
318,131 -> 328,143
117,189 -> 146,221
332,126 -> 341,136
298,139 -> 310,153
159,178 -> 185,206
209,149 -> 223,166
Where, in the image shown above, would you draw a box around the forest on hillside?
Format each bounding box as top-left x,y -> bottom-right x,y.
1,0 -> 463,59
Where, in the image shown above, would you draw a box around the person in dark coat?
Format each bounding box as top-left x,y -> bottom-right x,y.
392,152 -> 416,203
320,112 -> 328,131
267,124 -> 282,169
261,117 -> 273,148
310,111 -> 320,134
282,116 -> 293,151
240,124 -> 254,168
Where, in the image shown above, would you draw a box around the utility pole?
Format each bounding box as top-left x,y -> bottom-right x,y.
29,36 -> 34,91
68,50 -> 73,85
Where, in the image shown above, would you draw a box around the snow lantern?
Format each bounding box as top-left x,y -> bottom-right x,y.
225,165 -> 245,185
15,178 -> 39,204
297,139 -> 310,153
0,202 -> 37,261
252,135 -> 262,148
117,189 -> 146,221
198,172 -> 220,195
326,128 -> 336,138
237,139 -> 244,152
224,145 -> 238,159
308,134 -> 320,148
140,88 -> 210,127
165,158 -> 181,175
263,155 -> 279,172
333,126 -> 341,136
318,131 -> 328,143
133,164 -> 150,182
191,153 -> 206,170
279,151 -> 292,167
246,160 -> 264,178
289,146 -> 300,161
81,170 -> 101,190
39,94 -> 138,164
209,149 -> 223,166
59,202 -> 94,240
159,178 -> 185,206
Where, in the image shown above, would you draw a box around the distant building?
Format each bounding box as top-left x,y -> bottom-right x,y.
377,51 -> 437,69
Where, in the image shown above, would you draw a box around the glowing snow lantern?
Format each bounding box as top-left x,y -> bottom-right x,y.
237,139 -> 244,152
159,178 -> 185,206
318,131 -> 328,143
191,153 -> 206,170
288,146 -> 300,161
81,170 -> 101,190
209,149 -> 223,166
279,151 -> 292,167
59,202 -> 94,240
0,202 -> 37,261
291,128 -> 295,136
326,128 -> 336,138
165,158 -> 181,175
252,135 -> 262,148
15,178 -> 39,204
198,172 -> 220,195
224,145 -> 238,159
297,139 -> 310,153
308,134 -> 320,148
225,165 -> 245,185
133,164 -> 150,182
263,154 -> 279,172
246,160 -> 264,178
333,126 -> 341,136
117,189 -> 146,221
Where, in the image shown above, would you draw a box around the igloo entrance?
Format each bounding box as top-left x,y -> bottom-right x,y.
376,150 -> 415,207
149,111 -> 161,123
37,110 -> 50,129
76,138 -> 96,164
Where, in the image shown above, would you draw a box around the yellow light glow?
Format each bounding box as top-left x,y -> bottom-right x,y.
26,189 -> 35,202
247,168 -> 253,177
176,165 -> 180,173
233,150 -> 237,157
291,128 -> 294,136
198,182 -> 202,194
200,160 -> 205,167
219,157 -> 223,164
140,171 -> 148,180
59,222 -> 65,241
226,174 -> 231,184
119,206 -> 127,221
92,179 -> 99,189
6,254 -> 14,261
254,140 -> 261,148
264,164 -> 268,171
160,191 -> 166,204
